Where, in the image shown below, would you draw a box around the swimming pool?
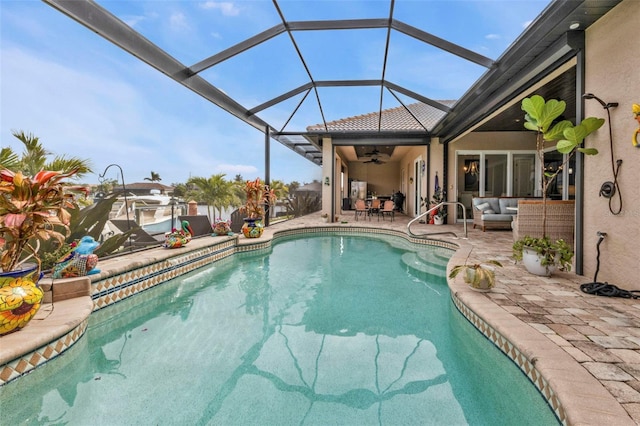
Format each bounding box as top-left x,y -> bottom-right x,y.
0,234 -> 558,425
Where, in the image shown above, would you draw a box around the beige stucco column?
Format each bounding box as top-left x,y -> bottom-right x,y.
321,137 -> 334,222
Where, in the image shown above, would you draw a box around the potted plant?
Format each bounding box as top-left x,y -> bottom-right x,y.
513,236 -> 572,276
0,168 -> 87,335
321,213 -> 329,223
212,218 -> 232,236
239,178 -> 275,238
449,259 -> 503,292
512,95 -> 604,276
431,189 -> 447,225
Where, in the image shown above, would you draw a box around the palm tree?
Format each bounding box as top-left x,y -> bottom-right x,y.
269,179 -> 289,201
287,180 -> 300,194
4,130 -> 92,178
187,174 -> 238,220
144,171 -> 162,182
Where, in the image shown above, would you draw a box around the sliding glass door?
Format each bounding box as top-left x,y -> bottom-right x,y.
456,151 -> 536,221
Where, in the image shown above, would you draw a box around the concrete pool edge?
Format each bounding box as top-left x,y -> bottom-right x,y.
447,242 -> 633,425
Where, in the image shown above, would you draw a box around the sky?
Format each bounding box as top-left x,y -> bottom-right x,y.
0,0 -> 549,187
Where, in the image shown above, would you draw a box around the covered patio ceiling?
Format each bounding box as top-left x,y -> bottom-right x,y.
44,0 -> 621,166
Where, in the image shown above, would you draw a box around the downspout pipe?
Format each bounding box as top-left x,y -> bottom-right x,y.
574,32 -> 586,276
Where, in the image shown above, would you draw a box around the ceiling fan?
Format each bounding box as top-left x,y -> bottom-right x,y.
363,147 -> 382,157
364,157 -> 385,165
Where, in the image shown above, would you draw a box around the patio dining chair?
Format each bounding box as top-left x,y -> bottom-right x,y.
380,200 -> 395,221
369,199 -> 381,220
354,199 -> 368,221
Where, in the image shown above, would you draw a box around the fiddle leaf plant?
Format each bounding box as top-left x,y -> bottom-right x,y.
521,95 -> 604,235
514,95 -> 604,273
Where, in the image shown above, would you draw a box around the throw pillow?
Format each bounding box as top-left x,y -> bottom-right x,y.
475,202 -> 490,212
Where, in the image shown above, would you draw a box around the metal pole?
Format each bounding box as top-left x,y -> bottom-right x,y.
99,163 -> 131,247
264,127 -> 271,227
169,197 -> 176,231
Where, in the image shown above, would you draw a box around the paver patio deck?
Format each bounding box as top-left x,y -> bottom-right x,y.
3,211 -> 640,424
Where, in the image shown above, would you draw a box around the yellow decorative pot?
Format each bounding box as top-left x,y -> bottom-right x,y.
242,218 -> 264,238
0,264 -> 44,335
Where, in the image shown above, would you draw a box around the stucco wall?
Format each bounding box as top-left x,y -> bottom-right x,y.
348,161 -> 400,197
583,0 -> 640,288
399,146 -> 428,216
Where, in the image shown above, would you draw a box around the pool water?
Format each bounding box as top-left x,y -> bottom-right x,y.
0,234 -> 558,425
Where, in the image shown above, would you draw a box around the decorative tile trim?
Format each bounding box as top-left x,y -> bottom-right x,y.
245,226 -> 459,252
450,295 -> 566,425
0,319 -> 88,386
92,240 -> 236,311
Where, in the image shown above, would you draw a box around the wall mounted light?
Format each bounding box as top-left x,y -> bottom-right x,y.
465,161 -> 479,176
324,177 -> 330,186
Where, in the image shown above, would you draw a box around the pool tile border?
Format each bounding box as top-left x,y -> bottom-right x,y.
451,295 -> 565,424
92,239 -> 236,311
0,318 -> 88,386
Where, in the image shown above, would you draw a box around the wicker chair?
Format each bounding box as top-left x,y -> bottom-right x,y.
512,200 -> 575,247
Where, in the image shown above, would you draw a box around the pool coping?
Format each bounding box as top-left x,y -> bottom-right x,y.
0,223 -> 633,424
447,242 -> 633,425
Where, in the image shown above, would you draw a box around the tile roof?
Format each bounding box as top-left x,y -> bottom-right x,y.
306,101 -> 456,133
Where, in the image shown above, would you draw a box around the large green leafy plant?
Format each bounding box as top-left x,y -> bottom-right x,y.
513,95 -> 604,271
0,168 -> 88,275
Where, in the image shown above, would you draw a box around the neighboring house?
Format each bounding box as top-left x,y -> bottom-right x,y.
117,182 -> 174,197
293,181 -> 322,198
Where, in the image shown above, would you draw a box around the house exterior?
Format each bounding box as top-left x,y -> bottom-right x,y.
314,1 -> 638,289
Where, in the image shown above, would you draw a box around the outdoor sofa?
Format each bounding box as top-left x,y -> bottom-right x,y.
472,196 -> 525,231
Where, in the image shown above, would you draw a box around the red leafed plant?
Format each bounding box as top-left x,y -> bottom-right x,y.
240,178 -> 276,219
0,168 -> 88,275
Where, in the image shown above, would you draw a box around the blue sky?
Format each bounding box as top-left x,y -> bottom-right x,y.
1,0 -> 549,186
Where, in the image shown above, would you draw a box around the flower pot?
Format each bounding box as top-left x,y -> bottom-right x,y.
213,222 -> 232,236
242,218 -> 264,238
465,267 -> 494,292
522,246 -> 557,276
0,262 -> 44,335
434,216 -> 444,225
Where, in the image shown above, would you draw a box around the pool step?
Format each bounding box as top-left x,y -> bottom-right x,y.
401,251 -> 450,278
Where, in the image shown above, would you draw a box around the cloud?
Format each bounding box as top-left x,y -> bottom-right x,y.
216,164 -> 258,175
199,1 -> 241,17
170,12 -> 189,31
122,15 -> 147,28
485,34 -> 500,40
523,19 -> 534,29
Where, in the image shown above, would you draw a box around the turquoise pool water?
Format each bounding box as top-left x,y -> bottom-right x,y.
0,234 -> 558,425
